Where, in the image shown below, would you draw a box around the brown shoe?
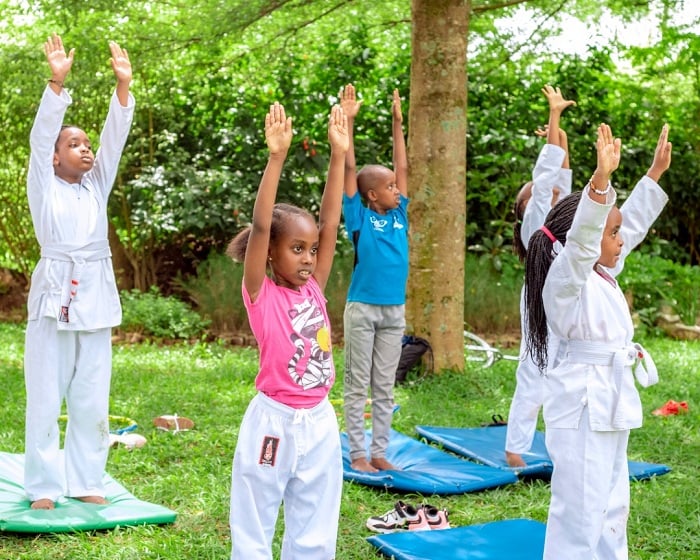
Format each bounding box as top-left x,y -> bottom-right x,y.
153,414 -> 194,432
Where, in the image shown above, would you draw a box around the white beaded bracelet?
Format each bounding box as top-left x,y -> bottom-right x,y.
588,179 -> 611,196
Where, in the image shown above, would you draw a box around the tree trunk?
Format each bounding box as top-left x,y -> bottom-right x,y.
407,0 -> 468,371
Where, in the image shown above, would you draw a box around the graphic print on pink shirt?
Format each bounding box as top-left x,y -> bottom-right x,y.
287,297 -> 332,390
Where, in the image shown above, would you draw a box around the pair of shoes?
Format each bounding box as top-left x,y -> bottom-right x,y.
366,501 -> 450,533
652,400 -> 689,416
153,414 -> 194,432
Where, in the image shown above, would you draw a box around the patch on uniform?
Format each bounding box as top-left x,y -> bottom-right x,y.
259,436 -> 280,467
58,305 -> 70,323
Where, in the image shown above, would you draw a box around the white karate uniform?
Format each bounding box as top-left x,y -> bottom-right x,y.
230,393 -> 342,560
505,144 -> 570,455
24,86 -> 134,501
541,179 -> 667,560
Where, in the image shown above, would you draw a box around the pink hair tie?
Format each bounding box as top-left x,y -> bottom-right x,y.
540,225 -> 556,243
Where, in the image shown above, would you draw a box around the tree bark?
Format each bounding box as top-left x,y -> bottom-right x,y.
407,0 -> 468,371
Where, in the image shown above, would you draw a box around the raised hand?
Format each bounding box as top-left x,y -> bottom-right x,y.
44,33 -> 74,83
535,124 -> 549,138
264,102 -> 293,155
392,89 -> 403,124
340,84 -> 362,120
647,124 -> 672,182
595,123 -> 621,179
109,41 -> 132,84
542,84 -> 576,115
328,105 -> 349,154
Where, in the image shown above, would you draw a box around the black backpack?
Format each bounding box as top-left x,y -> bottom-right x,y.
395,335 -> 433,385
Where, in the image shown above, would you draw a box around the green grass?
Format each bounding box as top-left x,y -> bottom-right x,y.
0,323 -> 699,559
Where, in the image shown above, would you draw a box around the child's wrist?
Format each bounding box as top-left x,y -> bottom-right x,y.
588,173 -> 611,195
646,167 -> 664,183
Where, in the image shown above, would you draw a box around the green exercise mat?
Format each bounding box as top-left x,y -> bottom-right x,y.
0,452 -> 176,533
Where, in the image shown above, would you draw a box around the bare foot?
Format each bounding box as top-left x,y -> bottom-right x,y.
506,451 -> 526,468
370,457 -> 399,471
74,495 -> 109,505
351,458 -> 378,473
31,498 -> 55,510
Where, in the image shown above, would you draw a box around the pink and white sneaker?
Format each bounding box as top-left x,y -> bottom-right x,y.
421,504 -> 451,530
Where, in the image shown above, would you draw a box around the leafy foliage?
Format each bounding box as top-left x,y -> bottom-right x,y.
0,0 -> 698,298
118,286 -> 210,339
622,252 -> 700,328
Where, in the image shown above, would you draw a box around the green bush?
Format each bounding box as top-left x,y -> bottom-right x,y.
174,252 -> 249,335
119,286 -> 210,339
464,250 -> 523,335
621,252 -> 700,329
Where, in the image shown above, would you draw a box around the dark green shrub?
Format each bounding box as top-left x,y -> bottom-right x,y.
621,252 -> 700,329
119,286 -> 210,339
464,251 -> 522,335
174,252 -> 248,335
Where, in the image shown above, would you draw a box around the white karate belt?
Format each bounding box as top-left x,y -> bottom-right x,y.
566,340 -> 658,389
40,240 -> 112,323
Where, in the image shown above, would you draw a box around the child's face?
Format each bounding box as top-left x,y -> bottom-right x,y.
53,127 -> 94,182
268,215 -> 319,290
368,168 -> 400,214
597,206 -> 623,268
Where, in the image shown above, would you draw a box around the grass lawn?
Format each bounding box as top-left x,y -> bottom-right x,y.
0,322 -> 698,559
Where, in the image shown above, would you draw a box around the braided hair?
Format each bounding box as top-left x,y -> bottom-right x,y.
226,203 -> 314,262
524,191 -> 582,370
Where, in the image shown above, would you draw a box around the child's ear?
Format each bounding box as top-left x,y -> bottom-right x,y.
366,189 -> 378,202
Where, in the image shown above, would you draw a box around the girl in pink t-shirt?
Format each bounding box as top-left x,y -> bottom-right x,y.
226,102 -> 348,560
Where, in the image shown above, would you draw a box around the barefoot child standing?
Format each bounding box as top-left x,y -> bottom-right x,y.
24,33 -> 135,510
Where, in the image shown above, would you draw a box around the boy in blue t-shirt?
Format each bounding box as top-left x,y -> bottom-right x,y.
340,84 -> 408,472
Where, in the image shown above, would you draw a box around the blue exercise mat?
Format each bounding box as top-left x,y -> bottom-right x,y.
341,429 -> 518,495
367,518 -> 546,560
415,425 -> 671,481
416,425 -> 552,477
0,452 -> 176,533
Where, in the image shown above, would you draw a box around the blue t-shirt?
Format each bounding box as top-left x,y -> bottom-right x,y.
343,192 -> 409,305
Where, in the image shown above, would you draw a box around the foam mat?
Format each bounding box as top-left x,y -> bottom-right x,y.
0,452 -> 176,533
341,429 -> 518,495
415,425 -> 671,481
367,518 -> 546,560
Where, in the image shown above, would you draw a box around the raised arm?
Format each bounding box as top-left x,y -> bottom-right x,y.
611,124 -> 671,276
541,85 -> 576,148
645,123 -> 672,183
392,89 -> 408,198
244,103 -> 293,301
340,84 -> 362,198
109,41 -> 132,107
315,105 -> 349,291
588,123 -> 621,204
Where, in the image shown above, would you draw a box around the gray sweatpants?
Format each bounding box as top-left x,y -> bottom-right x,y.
343,301 -> 404,462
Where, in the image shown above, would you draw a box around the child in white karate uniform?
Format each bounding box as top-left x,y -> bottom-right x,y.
523,123 -> 671,560
505,85 -> 574,468
24,33 -> 134,510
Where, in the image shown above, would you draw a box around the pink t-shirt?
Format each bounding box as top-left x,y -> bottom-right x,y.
243,275 -> 335,408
